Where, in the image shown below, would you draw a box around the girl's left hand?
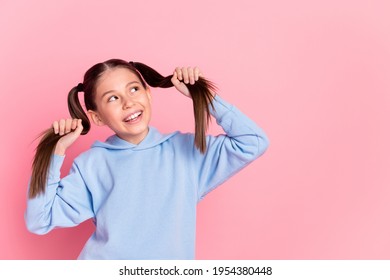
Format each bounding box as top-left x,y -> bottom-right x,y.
171,66 -> 202,98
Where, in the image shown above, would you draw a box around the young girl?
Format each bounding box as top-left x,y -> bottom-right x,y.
25,59 -> 269,260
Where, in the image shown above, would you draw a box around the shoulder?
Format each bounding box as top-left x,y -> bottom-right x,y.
72,146 -> 107,167
166,131 -> 196,147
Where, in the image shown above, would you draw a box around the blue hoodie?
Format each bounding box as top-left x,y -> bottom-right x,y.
25,95 -> 269,259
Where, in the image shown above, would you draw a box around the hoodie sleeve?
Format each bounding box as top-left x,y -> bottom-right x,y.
25,155 -> 94,235
192,95 -> 269,201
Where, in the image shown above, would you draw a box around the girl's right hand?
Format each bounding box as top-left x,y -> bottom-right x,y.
53,118 -> 83,155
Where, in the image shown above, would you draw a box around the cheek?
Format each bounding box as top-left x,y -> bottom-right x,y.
146,102 -> 152,117
98,107 -> 118,122
141,101 -> 152,121
141,95 -> 152,110
146,91 -> 152,102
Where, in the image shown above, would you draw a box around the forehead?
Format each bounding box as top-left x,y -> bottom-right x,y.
95,67 -> 141,94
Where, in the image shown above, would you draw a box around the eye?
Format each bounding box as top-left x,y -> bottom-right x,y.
129,86 -> 139,96
108,95 -> 118,102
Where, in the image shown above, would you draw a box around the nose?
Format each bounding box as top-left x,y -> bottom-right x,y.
122,95 -> 136,109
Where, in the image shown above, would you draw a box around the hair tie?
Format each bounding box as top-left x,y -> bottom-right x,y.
77,83 -> 84,92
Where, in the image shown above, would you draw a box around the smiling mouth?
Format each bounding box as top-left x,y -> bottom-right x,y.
124,111 -> 143,123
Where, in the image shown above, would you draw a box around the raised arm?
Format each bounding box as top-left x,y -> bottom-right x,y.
171,66 -> 269,200
25,119 -> 94,234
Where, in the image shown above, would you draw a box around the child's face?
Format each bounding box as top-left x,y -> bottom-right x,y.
88,67 -> 152,144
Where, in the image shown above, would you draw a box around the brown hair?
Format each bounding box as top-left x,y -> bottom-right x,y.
29,59 -> 216,198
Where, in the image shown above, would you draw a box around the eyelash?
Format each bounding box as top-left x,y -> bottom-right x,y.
108,96 -> 118,102
130,87 -> 139,95
107,87 -> 140,102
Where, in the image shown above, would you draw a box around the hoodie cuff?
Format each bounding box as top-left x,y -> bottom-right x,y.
208,95 -> 234,122
48,154 -> 65,180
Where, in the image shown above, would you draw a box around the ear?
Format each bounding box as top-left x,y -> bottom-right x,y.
88,110 -> 106,126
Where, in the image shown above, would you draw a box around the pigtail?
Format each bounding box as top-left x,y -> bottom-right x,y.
132,62 -> 217,153
29,58 -> 216,198
29,86 -> 89,199
29,129 -> 62,198
68,84 -> 91,135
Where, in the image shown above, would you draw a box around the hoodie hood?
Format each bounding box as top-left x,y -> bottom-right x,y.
91,127 -> 179,151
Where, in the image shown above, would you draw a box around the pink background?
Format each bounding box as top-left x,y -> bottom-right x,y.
1,0 -> 390,259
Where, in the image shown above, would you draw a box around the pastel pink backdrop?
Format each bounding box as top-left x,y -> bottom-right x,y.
1,0 -> 389,259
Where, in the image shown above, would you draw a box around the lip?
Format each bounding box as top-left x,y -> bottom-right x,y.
123,110 -> 143,122
123,110 -> 144,125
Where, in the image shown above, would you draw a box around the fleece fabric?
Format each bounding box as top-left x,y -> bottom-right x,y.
25,95 -> 269,259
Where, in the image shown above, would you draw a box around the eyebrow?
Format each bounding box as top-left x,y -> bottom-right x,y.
101,81 -> 140,99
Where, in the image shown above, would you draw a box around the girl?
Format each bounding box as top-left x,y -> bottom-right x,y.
25,59 -> 269,259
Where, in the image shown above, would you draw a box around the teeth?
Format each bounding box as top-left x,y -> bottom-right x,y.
126,112 -> 141,121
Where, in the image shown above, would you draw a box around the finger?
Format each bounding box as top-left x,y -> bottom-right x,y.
182,67 -> 189,84
53,121 -> 59,134
175,67 -> 183,81
59,119 -> 66,136
75,119 -> 84,134
71,119 -> 78,131
188,67 -> 195,85
171,71 -> 180,87
65,119 -> 73,134
194,67 -> 200,81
